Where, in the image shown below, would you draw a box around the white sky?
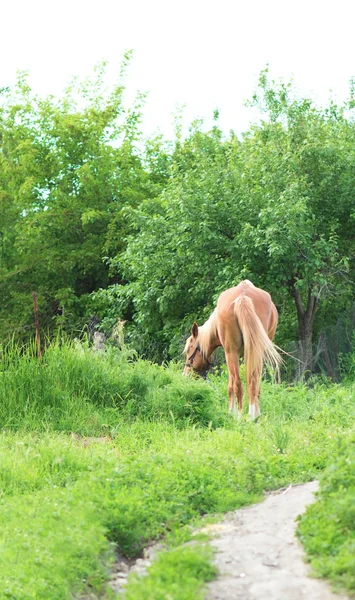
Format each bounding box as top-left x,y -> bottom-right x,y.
2,0 -> 355,138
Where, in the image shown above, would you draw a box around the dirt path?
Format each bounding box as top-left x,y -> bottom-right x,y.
206,481 -> 349,600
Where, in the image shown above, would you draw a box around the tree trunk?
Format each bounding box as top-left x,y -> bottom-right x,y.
291,285 -> 317,379
297,320 -> 314,378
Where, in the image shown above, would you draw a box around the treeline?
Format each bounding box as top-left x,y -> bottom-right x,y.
1,59 -> 355,374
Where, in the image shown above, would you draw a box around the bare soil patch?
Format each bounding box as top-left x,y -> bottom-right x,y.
206,481 -> 349,600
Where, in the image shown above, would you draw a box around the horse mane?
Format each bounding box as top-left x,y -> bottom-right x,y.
198,310 -> 218,358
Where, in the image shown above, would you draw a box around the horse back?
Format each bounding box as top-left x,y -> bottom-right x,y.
216,280 -> 274,333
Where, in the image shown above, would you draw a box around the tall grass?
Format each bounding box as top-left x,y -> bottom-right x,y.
0,339 -> 226,432
0,340 -> 354,598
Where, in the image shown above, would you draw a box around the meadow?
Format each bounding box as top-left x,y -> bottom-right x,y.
1,56 -> 355,600
0,340 -> 354,599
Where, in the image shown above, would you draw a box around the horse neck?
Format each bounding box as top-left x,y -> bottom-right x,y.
199,312 -> 220,357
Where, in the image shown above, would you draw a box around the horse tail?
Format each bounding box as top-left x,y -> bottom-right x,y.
233,296 -> 282,386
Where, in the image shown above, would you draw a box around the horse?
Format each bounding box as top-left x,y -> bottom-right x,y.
183,280 -> 282,419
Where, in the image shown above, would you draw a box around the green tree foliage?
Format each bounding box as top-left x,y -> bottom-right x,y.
0,57 -> 166,339
109,73 -> 355,370
107,120 -> 246,357
1,64 -> 355,375
237,72 -> 355,374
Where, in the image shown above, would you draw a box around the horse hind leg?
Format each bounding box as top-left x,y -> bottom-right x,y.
235,375 -> 243,417
226,352 -> 243,418
228,375 -> 244,418
256,380 -> 261,417
228,377 -> 237,415
248,371 -> 261,420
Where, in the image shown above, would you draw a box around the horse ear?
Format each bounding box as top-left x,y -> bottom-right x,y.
191,322 -> 198,338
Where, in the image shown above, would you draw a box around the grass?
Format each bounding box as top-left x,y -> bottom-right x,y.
0,341 -> 226,432
297,434 -> 355,594
125,544 -> 217,600
0,340 -> 354,598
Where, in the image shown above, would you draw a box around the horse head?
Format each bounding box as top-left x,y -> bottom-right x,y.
183,322 -> 211,377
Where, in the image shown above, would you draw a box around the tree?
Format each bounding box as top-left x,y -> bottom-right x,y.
236,72 -> 355,374
0,58 -> 159,340
112,75 -> 355,373
103,118 -> 254,357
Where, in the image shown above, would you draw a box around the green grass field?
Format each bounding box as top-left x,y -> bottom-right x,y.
0,340 -> 354,599
298,435 -> 355,594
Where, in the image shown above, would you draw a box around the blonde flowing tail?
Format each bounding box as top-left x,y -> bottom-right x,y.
234,296 -> 282,387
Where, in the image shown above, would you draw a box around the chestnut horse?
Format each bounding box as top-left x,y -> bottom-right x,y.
183,280 -> 281,419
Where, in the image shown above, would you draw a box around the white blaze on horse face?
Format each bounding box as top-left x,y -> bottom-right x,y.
184,349 -> 208,376
183,335 -> 198,375
183,336 -> 193,355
